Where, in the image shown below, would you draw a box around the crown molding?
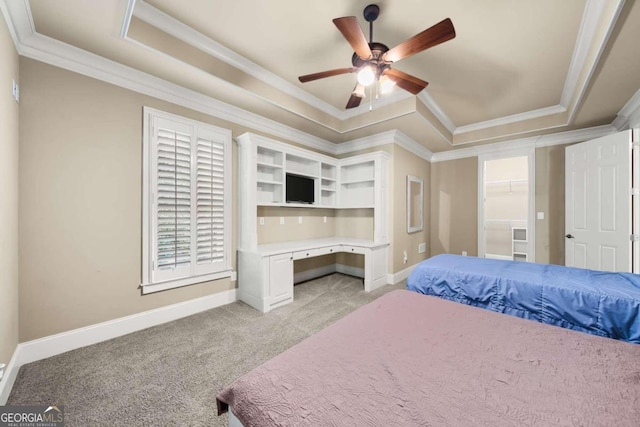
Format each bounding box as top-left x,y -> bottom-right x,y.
613,87 -> 640,130
453,105 -> 567,136
335,129 -> 432,161
416,92 -> 456,133
1,0 -> 33,52
120,0 -> 137,38
132,0 -> 346,119
430,124 -> 617,163
3,0 -> 634,164
561,0 -> 625,121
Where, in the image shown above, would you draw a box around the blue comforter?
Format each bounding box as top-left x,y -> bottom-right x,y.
407,254 -> 640,343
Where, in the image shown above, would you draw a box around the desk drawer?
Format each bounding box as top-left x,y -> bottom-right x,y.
341,245 -> 367,255
293,245 -> 341,260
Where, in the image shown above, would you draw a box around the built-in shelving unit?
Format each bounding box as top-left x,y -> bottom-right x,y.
236,133 -> 390,313
237,132 -> 389,250
512,227 -> 528,261
340,160 -> 375,208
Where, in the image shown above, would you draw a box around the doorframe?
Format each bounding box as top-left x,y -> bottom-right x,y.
633,128 -> 639,273
478,148 -> 536,262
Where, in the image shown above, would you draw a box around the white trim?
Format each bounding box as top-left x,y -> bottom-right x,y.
387,262 -> 420,285
120,0 -> 137,38
431,125 -> 617,162
454,105 -> 566,135
0,347 -> 20,404
2,0 -> 633,161
485,253 -> 513,261
293,264 -> 337,284
0,289 -> 237,403
18,289 -> 236,367
335,264 -> 364,278
336,130 -> 433,161
1,0 -> 34,50
14,26 -> 336,153
562,0 -> 625,118
417,92 -> 456,133
132,0 -> 345,119
614,88 -> 640,130
0,0 -> 20,52
142,270 -> 235,294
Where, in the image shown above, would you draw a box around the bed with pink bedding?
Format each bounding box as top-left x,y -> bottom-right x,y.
216,290 -> 640,426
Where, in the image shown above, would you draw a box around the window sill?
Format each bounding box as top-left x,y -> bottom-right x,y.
141,270 -> 236,295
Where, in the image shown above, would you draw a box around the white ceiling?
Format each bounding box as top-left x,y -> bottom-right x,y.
9,0 -> 640,152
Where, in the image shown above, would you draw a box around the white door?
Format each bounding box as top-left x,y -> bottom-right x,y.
565,130 -> 632,272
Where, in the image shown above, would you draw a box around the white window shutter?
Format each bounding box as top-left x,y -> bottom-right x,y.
152,117 -> 193,283
144,109 -> 232,291
194,129 -> 227,275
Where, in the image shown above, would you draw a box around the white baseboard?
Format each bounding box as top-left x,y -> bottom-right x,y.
0,346 -> 20,405
335,264 -> 364,278
294,265 -> 337,284
0,289 -> 236,403
387,262 -> 420,285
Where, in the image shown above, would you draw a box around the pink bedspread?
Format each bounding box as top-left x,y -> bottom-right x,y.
217,290 -> 640,426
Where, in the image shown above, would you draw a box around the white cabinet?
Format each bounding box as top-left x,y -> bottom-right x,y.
236,133 -> 390,313
237,250 -> 293,312
269,253 -> 293,305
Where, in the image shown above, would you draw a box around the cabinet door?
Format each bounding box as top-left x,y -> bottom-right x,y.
269,253 -> 293,305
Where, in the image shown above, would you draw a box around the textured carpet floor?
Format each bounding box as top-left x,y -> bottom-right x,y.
8,274 -> 404,426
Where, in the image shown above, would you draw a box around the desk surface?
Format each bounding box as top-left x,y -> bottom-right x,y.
252,237 -> 389,256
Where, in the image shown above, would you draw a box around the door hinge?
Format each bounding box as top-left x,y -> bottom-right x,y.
631,234 -> 640,242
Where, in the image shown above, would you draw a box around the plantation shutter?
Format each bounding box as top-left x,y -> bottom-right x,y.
194,129 -> 227,275
153,118 -> 193,283
147,114 -> 231,288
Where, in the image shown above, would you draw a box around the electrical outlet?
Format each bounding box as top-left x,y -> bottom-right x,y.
280,217 -> 285,225
462,251 -> 467,256
537,211 -> 544,220
418,243 -> 426,254
298,216 -> 303,224
403,251 -> 408,264
259,217 -> 264,226
323,216 -> 327,223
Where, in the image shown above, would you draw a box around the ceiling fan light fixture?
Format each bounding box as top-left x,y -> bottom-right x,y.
357,66 -> 376,86
352,83 -> 366,98
379,74 -> 396,94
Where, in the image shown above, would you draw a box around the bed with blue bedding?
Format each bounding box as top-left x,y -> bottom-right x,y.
407,254 -> 640,343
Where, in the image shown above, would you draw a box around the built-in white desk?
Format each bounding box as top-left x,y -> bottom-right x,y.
238,238 -> 389,313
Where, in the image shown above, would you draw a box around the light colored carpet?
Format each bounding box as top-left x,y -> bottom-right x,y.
8,274 -> 405,426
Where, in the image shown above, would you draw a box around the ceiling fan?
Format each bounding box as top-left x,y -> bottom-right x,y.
298,4 -> 456,109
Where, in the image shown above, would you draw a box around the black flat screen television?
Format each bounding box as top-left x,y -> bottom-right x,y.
286,173 -> 314,204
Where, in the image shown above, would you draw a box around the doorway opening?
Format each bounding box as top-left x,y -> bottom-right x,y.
478,151 -> 535,262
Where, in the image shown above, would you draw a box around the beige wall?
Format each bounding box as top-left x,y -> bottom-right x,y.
430,148 -> 569,265
535,144 -> 569,265
430,157 -> 478,256
393,146 -> 430,271
18,58 -> 313,341
0,15 -> 20,366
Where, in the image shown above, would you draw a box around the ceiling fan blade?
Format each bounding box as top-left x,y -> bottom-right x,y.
346,94 -> 363,109
346,83 -> 366,109
333,16 -> 373,60
298,67 -> 356,83
382,18 -> 455,63
384,69 -> 429,95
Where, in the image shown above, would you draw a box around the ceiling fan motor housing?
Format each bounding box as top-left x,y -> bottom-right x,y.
352,42 -> 390,76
